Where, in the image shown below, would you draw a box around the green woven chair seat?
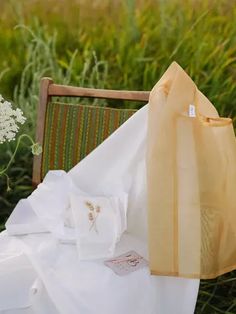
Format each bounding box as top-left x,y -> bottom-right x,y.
41,102 -> 137,179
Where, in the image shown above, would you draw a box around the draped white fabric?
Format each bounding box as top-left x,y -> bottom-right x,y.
0,104 -> 200,314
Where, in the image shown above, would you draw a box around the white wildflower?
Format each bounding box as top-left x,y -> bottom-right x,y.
0,95 -> 26,144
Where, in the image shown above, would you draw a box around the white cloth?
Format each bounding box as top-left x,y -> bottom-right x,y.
0,104 -> 200,313
70,192 -> 128,260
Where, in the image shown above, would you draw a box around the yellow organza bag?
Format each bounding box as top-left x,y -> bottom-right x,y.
146,61 -> 236,279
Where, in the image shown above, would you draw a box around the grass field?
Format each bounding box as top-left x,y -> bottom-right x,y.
0,1 -> 236,313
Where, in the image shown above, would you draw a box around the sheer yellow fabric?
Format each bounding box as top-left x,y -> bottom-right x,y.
146,61 -> 236,279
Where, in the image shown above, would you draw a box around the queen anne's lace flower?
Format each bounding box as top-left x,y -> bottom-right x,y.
0,95 -> 26,144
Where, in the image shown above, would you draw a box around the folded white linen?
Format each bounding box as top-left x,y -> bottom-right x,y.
5,199 -> 47,236
0,253 -> 35,311
27,170 -> 75,238
10,170 -> 128,254
2,103 -> 200,313
0,236 -> 59,314
0,232 -> 200,314
70,192 -> 128,260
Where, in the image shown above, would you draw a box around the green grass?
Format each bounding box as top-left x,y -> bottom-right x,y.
0,0 -> 236,313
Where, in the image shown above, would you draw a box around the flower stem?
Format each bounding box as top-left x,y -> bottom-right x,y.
0,134 -> 35,177
89,212 -> 99,233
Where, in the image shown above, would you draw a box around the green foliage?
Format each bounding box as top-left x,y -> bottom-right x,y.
0,1 -> 236,313
1,0 -> 236,121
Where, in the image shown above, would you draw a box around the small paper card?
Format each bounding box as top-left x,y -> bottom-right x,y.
104,250 -> 149,276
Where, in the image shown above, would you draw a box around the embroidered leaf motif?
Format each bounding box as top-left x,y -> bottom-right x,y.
85,200 -> 101,234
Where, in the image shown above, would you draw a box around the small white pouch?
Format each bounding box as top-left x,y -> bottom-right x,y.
70,192 -> 128,260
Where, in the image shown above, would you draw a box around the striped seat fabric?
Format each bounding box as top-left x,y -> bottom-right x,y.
41,102 -> 137,180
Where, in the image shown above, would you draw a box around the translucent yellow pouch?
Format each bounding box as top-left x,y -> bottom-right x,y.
146,61 -> 236,279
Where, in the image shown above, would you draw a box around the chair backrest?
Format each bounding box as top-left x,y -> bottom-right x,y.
32,78 -> 150,186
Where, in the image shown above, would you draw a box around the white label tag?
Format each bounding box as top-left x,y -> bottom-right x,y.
189,104 -> 196,117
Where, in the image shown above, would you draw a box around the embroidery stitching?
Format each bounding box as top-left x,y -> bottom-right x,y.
85,201 -> 101,234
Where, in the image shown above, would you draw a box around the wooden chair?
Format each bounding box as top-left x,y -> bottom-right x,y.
32,78 -> 150,186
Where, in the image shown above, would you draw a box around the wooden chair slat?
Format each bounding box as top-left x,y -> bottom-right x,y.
48,84 -> 150,101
